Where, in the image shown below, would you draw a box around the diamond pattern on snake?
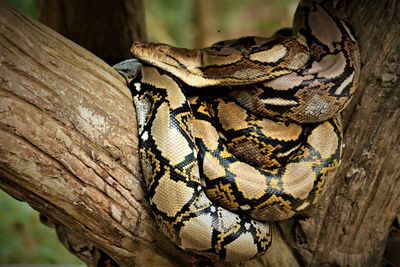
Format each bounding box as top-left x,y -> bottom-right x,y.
114,0 -> 360,262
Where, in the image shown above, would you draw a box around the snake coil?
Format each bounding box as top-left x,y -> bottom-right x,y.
114,1 -> 360,262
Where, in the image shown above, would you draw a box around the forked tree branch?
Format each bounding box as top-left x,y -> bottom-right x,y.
0,2 -> 296,266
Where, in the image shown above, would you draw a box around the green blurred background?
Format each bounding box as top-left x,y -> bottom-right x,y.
1,0 -> 296,264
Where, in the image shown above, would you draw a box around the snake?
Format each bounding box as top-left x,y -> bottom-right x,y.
113,1 -> 360,262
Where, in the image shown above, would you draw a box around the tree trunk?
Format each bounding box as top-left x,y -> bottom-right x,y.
287,1 -> 400,266
38,0 -> 146,65
0,1 -> 399,267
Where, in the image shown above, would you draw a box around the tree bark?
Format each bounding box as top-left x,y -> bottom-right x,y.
0,1 -> 399,267
0,2 -> 190,266
38,0 -> 146,65
286,0 -> 400,266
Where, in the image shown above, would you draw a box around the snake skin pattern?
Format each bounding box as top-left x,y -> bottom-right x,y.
114,1 -> 360,262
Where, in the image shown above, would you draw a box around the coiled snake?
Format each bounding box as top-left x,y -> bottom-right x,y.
114,1 -> 360,262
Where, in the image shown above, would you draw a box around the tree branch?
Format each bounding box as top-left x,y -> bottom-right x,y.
0,2 -> 191,266
0,2 -> 300,266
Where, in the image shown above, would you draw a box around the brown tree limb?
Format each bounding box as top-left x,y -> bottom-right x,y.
0,2 -> 190,266
0,2 -> 299,266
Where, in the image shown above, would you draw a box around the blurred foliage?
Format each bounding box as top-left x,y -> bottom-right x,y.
0,190 -> 82,264
2,0 -> 297,264
146,0 -> 299,47
5,0 -> 298,48
6,0 -> 38,18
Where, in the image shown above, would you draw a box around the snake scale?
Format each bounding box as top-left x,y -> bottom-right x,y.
114,0 -> 360,262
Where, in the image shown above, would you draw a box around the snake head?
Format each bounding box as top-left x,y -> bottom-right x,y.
131,34 -> 309,88
112,59 -> 142,84
131,41 -> 243,87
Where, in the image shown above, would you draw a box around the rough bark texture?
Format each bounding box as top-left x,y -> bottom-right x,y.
0,2 -> 190,266
0,0 -> 399,267
38,0 -> 146,65
286,1 -> 400,266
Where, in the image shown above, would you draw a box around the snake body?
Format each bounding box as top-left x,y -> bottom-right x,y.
114,1 -> 360,262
